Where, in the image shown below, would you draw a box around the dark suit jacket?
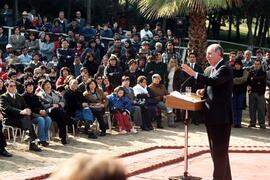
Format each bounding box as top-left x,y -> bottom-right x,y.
197,60 -> 233,125
1,92 -> 28,126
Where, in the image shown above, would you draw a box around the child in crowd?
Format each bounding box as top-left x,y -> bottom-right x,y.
107,86 -> 137,134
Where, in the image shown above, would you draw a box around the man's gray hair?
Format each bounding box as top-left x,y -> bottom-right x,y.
209,43 -> 224,57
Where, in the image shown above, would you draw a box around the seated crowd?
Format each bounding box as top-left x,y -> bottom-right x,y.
0,8 -> 270,158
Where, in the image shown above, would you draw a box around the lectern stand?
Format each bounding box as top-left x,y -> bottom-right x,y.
165,91 -> 205,180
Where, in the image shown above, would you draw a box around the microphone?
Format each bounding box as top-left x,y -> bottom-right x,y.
180,76 -> 193,93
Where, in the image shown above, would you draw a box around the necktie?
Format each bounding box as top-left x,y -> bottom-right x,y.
210,68 -> 215,77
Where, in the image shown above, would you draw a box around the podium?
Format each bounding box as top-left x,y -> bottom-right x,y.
165,91 -> 205,180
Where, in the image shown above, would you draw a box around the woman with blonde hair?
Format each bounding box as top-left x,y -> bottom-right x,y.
166,56 -> 178,93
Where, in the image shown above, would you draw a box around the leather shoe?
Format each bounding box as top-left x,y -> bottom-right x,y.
61,138 -> 67,145
99,131 -> 106,136
88,132 -> 98,139
29,143 -> 42,152
38,141 -> 49,147
0,149 -> 12,157
157,124 -> 164,129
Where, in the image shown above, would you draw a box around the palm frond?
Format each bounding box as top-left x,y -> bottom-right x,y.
129,0 -> 242,19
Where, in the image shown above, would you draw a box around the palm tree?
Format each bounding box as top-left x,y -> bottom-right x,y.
129,0 -> 242,66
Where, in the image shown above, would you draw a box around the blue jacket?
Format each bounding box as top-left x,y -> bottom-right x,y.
107,93 -> 132,114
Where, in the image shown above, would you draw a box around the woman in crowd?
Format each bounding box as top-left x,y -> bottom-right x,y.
39,34 -> 54,62
25,32 -> 39,54
82,52 -> 98,78
166,57 -> 178,93
104,55 -> 123,89
23,80 -> 52,147
64,79 -> 98,139
56,67 -> 70,89
37,79 -> 69,145
133,76 -> 156,130
97,54 -> 109,76
107,86 -> 137,134
102,76 -> 114,96
83,79 -> 107,136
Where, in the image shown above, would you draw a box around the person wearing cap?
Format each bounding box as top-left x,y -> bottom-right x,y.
22,80 -> 52,147
232,59 -> 248,128
9,26 -> 26,52
16,11 -> 33,30
138,41 -> 151,57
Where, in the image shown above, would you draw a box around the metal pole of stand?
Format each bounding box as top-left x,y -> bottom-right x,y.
183,109 -> 189,177
169,110 -> 201,180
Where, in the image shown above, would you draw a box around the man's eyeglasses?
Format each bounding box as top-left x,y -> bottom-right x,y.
9,84 -> 16,88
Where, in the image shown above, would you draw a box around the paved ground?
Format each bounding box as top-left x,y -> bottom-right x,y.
0,110 -> 269,179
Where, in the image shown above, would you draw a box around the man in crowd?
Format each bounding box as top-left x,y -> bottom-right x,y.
1,80 -> 42,151
247,59 -> 266,129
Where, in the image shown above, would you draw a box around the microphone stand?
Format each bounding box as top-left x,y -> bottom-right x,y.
169,75 -> 201,180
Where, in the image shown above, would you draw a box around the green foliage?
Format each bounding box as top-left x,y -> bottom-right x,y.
129,0 -> 242,19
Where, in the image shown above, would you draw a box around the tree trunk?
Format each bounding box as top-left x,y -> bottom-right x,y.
254,16 -> 259,38
188,10 -> 207,68
257,16 -> 265,46
207,14 -> 212,36
86,0 -> 92,24
14,0 -> 18,23
262,17 -> 269,47
247,15 -> 253,46
228,11 -> 233,40
67,0 -> 72,20
236,16 -> 240,40
216,13 -> 222,39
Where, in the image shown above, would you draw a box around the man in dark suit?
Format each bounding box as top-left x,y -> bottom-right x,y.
1,80 -> 41,152
182,44 -> 233,180
57,39 -> 75,77
0,112 -> 12,157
